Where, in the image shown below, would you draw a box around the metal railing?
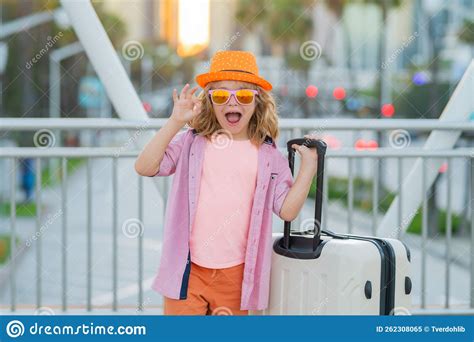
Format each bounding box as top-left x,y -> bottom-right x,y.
1,118 -> 473,314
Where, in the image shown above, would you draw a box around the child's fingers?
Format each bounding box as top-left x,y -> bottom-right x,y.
188,86 -> 198,98
293,144 -> 311,156
300,145 -> 310,151
172,88 -> 178,102
292,144 -> 301,154
180,83 -> 189,99
292,144 -> 308,150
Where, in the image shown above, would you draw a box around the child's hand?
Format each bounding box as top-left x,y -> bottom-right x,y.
170,84 -> 202,125
291,134 -> 319,175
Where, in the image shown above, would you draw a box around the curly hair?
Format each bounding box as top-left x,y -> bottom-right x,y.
187,81 -> 279,146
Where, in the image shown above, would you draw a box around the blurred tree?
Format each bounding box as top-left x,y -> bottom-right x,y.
393,82 -> 450,118
236,0 -> 314,117
235,0 -> 269,31
459,19 -> 474,56
458,19 -> 474,236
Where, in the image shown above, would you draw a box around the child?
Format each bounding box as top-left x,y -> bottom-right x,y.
135,50 -> 318,315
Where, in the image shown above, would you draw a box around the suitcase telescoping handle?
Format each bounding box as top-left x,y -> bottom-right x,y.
283,138 -> 327,251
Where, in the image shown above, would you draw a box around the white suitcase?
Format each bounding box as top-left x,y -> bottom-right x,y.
253,138 -> 412,315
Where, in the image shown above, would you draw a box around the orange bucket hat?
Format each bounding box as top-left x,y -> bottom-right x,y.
195,50 -> 272,91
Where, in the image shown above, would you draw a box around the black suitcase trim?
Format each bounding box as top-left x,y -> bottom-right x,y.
273,236 -> 330,259
400,240 -> 411,262
342,234 -> 396,315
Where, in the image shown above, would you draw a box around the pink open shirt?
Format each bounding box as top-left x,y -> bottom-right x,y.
148,128 -> 294,310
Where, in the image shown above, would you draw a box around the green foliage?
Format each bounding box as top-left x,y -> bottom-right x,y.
235,0 -> 268,30
0,202 -> 37,217
459,20 -> 474,44
405,209 -> 462,235
235,0 -> 313,70
393,82 -> 451,118
41,158 -> 85,187
0,234 -> 20,264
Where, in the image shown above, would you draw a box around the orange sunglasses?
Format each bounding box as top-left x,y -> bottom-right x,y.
208,89 -> 259,105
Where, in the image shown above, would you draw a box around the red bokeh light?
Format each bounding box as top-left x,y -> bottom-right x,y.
439,162 -> 448,173
321,134 -> 342,150
143,102 -> 152,113
306,85 -> 318,98
355,139 -> 378,151
381,103 -> 395,117
333,87 -> 346,100
366,140 -> 378,150
355,139 -> 366,150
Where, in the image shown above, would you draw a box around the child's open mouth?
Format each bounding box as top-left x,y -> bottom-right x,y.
225,112 -> 242,126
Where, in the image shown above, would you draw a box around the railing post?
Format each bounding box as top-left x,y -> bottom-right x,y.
112,157 -> 118,312
10,157 -> 16,312
348,157 -> 354,234
421,157 -> 428,309
86,158 -> 92,311
471,156 -> 474,308
61,157 -> 68,312
35,157 -> 42,309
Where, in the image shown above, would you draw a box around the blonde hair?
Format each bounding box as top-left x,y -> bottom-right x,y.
188,81 -> 279,146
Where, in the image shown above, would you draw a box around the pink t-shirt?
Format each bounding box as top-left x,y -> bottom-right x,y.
190,137 -> 258,269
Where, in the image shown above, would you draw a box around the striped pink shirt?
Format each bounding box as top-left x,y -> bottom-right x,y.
190,138 -> 258,269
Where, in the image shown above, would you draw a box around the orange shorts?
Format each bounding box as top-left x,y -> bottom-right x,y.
163,262 -> 248,316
